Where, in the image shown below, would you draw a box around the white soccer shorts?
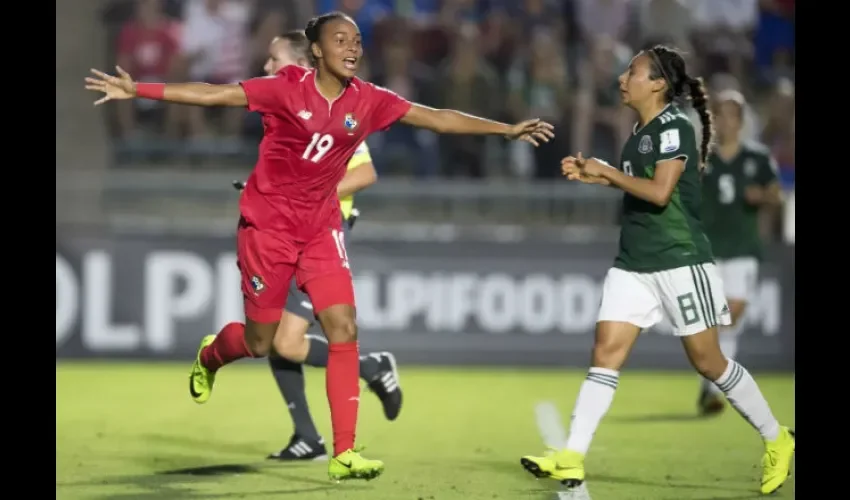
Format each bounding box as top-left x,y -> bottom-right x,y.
598,263 -> 732,336
716,257 -> 758,303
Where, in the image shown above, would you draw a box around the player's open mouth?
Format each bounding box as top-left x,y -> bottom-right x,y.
343,58 -> 357,70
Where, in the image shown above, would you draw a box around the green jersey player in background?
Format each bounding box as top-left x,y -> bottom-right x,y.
697,90 -> 782,416
519,45 -> 794,496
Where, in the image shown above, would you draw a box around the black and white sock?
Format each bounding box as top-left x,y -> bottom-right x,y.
714,359 -> 780,441
565,367 -> 620,455
268,355 -> 321,441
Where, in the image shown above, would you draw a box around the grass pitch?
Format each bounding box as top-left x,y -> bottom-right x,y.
57,362 -> 794,500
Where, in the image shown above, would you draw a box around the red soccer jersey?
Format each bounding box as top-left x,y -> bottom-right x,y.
239,65 -> 411,239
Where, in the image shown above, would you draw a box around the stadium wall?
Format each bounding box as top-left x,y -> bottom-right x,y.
55,233 -> 795,370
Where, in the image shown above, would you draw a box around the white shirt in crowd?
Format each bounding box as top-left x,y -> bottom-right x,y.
181,0 -> 251,83
689,0 -> 759,31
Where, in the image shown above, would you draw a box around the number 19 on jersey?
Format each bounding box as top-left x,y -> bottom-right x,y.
303,133 -> 334,163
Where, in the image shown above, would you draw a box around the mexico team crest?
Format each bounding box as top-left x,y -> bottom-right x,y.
638,135 -> 653,154
343,113 -> 358,131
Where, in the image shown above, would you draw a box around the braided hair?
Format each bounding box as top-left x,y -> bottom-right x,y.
646,46 -> 713,170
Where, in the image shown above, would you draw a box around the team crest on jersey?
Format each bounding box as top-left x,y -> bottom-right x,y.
744,159 -> 757,177
638,135 -> 653,154
250,275 -> 265,295
343,113 -> 358,131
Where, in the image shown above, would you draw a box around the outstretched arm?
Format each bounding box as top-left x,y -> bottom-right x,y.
86,66 -> 250,107
399,103 -> 554,146
400,103 -> 510,136
146,82 -> 247,107
365,83 -> 553,145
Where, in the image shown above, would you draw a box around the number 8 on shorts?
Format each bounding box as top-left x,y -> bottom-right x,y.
598,263 -> 732,336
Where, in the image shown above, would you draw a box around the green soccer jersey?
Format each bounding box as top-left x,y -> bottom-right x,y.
701,142 -> 778,260
614,104 -> 714,272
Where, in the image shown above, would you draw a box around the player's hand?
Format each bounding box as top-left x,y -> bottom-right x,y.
565,152 -> 608,177
744,185 -> 765,205
232,180 -> 246,192
85,66 -> 137,106
561,157 -> 583,180
506,119 -> 555,147
561,155 -> 610,185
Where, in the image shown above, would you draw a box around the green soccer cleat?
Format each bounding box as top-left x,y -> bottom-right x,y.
328,448 -> 384,482
188,335 -> 217,404
760,427 -> 795,495
520,448 -> 585,488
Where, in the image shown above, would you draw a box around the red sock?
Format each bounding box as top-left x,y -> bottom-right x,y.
200,322 -> 253,372
326,342 -> 360,456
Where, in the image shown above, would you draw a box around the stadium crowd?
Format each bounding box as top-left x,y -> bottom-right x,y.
101,0 -> 794,189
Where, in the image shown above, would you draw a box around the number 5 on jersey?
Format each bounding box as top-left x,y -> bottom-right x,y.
303,133 -> 334,163
331,229 -> 350,269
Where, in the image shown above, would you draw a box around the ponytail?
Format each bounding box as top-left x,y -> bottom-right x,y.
646,45 -> 714,171
687,77 -> 713,170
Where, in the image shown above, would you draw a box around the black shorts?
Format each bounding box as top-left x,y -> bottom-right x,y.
283,218 -> 353,321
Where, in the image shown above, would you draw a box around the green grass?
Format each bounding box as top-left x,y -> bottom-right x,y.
56,363 -> 794,500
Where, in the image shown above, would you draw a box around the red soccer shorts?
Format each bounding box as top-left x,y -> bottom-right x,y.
237,221 -> 355,323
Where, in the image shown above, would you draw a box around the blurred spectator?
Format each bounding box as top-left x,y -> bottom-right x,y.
637,0 -> 692,50
575,0 -> 632,49
114,0 -> 181,139
438,0 -> 486,26
98,0 -> 794,178
572,37 -> 632,162
516,0 -> 565,39
316,0 -> 393,52
434,23 -> 502,177
760,78 -> 794,188
393,0 -> 441,25
686,73 -> 760,144
754,0 -> 795,84
356,48 -> 373,80
506,29 -> 571,178
690,0 -> 758,83
249,0 -> 304,75
176,0 -> 252,145
756,78 -> 794,240
477,6 -> 519,76
370,32 -> 439,177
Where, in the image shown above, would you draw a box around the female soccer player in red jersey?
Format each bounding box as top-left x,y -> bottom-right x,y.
86,11 -> 554,482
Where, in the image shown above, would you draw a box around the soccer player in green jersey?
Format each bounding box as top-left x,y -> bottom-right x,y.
697,90 -> 782,416
519,46 -> 794,495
